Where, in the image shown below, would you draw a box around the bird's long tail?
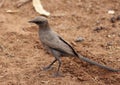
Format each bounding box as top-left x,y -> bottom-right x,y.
58,36 -> 119,72
77,54 -> 120,72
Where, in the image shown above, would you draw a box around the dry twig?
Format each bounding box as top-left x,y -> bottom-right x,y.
16,0 -> 31,8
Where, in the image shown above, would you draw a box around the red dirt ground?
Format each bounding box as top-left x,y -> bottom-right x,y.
0,0 -> 120,85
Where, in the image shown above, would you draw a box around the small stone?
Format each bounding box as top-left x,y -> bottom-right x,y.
110,17 -> 116,23
108,10 -> 115,15
94,26 -> 104,32
75,37 -> 84,42
107,35 -> 111,38
107,42 -> 113,46
41,80 -> 49,84
116,15 -> 120,20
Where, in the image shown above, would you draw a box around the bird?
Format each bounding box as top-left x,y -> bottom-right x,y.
29,16 -> 120,77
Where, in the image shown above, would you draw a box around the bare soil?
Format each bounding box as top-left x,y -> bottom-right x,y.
0,0 -> 120,85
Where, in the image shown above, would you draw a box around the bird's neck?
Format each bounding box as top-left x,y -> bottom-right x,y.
39,24 -> 51,31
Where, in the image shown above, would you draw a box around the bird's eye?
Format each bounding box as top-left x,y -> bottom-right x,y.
39,21 -> 45,24
39,21 -> 43,23
35,21 -> 43,24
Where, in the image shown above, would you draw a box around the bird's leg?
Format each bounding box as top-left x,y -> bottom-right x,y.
53,57 -> 63,77
49,49 -> 63,77
43,59 -> 57,71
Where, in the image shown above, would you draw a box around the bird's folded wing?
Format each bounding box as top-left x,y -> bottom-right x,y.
42,33 -> 76,56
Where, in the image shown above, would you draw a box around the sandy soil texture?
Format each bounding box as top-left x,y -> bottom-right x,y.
0,0 -> 120,85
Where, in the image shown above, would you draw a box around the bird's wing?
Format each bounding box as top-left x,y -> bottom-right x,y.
41,31 -> 77,56
57,36 -> 78,56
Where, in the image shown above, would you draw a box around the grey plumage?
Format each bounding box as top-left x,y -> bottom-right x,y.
29,16 -> 120,76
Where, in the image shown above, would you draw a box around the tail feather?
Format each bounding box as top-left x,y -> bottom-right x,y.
77,54 -> 120,72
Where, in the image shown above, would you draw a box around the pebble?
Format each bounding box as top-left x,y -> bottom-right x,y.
107,34 -> 115,38
116,15 -> 120,20
41,80 -> 49,84
75,37 -> 84,42
107,35 -> 111,38
108,10 -> 115,15
94,26 -> 104,32
107,42 -> 113,46
110,17 -> 116,23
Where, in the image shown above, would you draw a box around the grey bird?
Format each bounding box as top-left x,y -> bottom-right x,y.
29,16 -> 120,77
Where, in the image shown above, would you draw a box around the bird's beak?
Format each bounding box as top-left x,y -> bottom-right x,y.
28,20 -> 34,23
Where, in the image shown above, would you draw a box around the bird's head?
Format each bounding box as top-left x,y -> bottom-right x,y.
29,16 -> 48,27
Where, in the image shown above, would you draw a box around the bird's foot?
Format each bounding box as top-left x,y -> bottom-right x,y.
52,72 -> 64,77
43,66 -> 53,71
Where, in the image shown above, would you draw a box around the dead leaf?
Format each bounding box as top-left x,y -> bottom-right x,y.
33,0 -> 50,16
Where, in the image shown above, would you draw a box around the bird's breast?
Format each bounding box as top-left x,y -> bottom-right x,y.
39,30 -> 56,43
